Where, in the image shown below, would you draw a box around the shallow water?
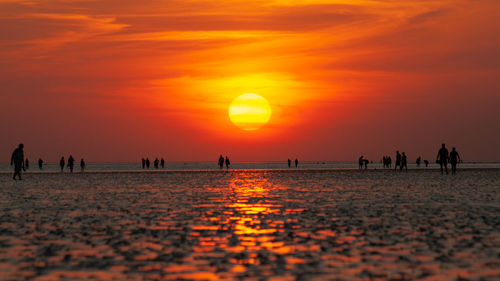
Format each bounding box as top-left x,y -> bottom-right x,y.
0,170 -> 499,280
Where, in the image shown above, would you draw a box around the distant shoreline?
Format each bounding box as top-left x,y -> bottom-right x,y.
1,167 -> 499,175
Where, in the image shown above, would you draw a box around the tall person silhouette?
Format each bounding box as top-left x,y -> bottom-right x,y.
218,155 -> 224,169
401,152 -> 408,171
225,156 -> 230,169
59,157 -> 65,172
11,144 -> 25,180
450,147 -> 461,174
68,155 -> 75,173
436,143 -> 449,174
38,158 -> 43,170
394,151 -> 401,171
295,158 -> 298,168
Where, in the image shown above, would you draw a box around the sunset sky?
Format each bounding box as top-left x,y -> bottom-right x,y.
1,0 -> 499,162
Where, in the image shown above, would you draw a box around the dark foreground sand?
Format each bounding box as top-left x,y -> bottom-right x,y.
0,169 -> 499,280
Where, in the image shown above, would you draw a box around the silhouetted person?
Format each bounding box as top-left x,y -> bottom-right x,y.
218,155 -> 224,169
424,160 -> 429,167
80,158 -> 86,172
288,158 -> 291,168
358,156 -> 364,169
25,158 -> 29,170
387,156 -> 392,168
145,158 -> 150,169
295,158 -> 298,168
225,156 -> 230,169
416,157 -> 421,167
38,158 -> 43,170
154,158 -> 159,169
68,155 -> 75,173
363,159 -> 369,169
141,158 -> 146,169
395,151 -> 401,171
450,147 -> 461,174
11,143 -> 25,180
59,157 -> 65,172
161,158 -> 165,168
401,152 -> 408,171
436,143 -> 449,174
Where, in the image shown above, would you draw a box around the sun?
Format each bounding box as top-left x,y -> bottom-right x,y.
228,93 -> 272,131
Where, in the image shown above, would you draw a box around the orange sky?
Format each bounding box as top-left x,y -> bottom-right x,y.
1,0 -> 499,162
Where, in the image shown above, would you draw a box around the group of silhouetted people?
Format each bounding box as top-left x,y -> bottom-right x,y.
141,157 -> 165,169
10,143 -> 464,180
287,158 -> 299,168
358,156 -> 369,169
59,155 -> 86,173
218,155 -> 230,169
436,143 -> 461,174
10,144 -> 86,180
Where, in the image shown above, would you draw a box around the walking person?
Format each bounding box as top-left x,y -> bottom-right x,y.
450,147 -> 461,174
141,158 -> 146,169
401,152 -> 408,171
394,151 -> 401,171
288,158 -> 291,168
225,156 -> 231,169
218,155 -> 224,169
80,158 -> 86,172
11,144 -> 25,180
295,158 -> 299,168
436,143 -> 449,174
145,158 -> 150,169
68,155 -> 75,173
38,158 -> 43,170
358,156 -> 364,170
154,158 -> 159,169
160,158 -> 165,169
59,157 -> 65,172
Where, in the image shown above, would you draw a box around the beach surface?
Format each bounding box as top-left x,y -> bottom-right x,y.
0,169 -> 499,280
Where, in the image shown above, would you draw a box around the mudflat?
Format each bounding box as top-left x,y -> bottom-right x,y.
0,169 -> 499,280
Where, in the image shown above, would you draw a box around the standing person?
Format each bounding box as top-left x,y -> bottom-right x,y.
68,155 -> 75,173
424,160 -> 429,167
394,151 -> 401,171
154,158 -> 159,169
11,144 -> 25,180
38,158 -> 43,170
401,152 -> 408,171
450,147 -> 461,175
388,156 -> 392,168
295,158 -> 299,168
416,157 -> 421,167
218,155 -> 224,169
160,158 -> 165,169
225,156 -> 230,169
141,158 -> 146,169
59,157 -> 65,172
145,158 -> 150,169
436,143 -> 449,174
25,158 -> 29,170
80,158 -> 86,172
358,156 -> 364,169
288,158 -> 291,168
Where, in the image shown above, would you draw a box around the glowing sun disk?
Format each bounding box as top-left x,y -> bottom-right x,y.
229,93 -> 271,131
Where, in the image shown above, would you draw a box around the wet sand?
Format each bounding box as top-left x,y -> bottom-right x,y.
0,169 -> 499,280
